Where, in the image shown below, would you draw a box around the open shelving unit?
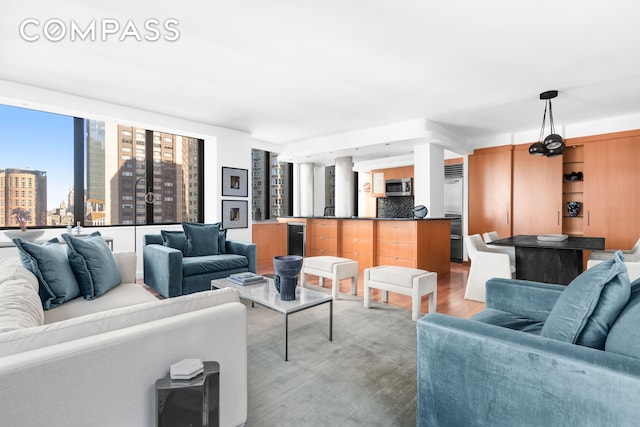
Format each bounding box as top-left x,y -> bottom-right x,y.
562,145 -> 584,236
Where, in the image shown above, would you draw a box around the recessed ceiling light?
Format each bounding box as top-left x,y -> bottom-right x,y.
354,148 -> 359,151
385,143 -> 390,146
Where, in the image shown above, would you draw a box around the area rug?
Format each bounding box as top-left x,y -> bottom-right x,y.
244,289 -> 417,426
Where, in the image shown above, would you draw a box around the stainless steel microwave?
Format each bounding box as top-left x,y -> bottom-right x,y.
385,178 -> 412,196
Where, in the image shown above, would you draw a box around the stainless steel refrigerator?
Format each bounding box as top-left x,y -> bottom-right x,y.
444,164 -> 463,262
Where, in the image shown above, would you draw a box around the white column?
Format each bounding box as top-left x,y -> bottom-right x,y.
414,144 -> 444,218
335,156 -> 354,217
299,163 -> 314,217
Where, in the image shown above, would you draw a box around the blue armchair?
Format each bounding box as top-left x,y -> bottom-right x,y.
417,255 -> 640,426
143,233 -> 256,298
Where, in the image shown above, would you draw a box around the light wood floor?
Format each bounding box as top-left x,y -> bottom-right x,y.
258,262 -> 485,319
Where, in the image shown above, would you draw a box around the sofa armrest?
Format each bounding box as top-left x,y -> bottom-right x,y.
112,251 -> 136,284
143,244 -> 183,298
417,313 -> 640,427
485,277 -> 565,322
226,240 -> 257,273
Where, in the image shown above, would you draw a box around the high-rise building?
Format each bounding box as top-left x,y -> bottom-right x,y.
86,121 -> 105,203
0,168 -> 47,227
252,149 -> 290,220
182,136 -> 200,222
93,123 -> 198,225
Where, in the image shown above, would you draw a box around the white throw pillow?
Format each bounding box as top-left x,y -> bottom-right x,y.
0,278 -> 45,333
0,257 -> 39,292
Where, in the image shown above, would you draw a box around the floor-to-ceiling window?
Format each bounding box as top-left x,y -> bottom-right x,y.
0,104 -> 204,229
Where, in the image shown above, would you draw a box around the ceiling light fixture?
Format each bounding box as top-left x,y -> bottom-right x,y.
529,90 -> 565,157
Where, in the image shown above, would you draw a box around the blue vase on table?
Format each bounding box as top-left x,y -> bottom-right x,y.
273,255 -> 304,301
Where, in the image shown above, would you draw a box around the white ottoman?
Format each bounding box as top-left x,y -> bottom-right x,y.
364,266 -> 437,321
300,256 -> 359,299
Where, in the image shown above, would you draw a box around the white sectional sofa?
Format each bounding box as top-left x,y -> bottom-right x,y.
0,252 -> 247,427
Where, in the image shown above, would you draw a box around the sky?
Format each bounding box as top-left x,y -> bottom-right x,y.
0,104 -> 74,210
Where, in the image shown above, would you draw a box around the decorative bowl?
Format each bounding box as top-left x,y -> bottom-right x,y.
4,230 -> 45,242
537,234 -> 568,242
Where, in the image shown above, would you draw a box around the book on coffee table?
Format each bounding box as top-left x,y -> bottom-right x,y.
228,272 -> 266,285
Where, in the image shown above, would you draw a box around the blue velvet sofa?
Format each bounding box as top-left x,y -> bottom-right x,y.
417,252 -> 640,426
143,229 -> 256,298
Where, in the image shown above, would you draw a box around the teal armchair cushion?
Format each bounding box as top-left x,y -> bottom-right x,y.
541,250 -> 630,349
471,308 -> 544,334
163,227 -> 227,255
605,278 -> 640,357
182,222 -> 219,256
62,231 -> 122,299
12,237 -> 81,309
161,230 -> 187,254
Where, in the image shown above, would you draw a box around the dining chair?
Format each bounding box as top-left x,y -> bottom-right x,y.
588,237 -> 640,262
482,230 -> 516,264
464,234 -> 515,302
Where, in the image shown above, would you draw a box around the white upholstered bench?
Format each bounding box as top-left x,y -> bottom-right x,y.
300,256 -> 358,299
364,266 -> 437,321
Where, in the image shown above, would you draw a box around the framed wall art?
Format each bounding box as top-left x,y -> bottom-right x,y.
222,200 -> 248,229
222,167 -> 248,197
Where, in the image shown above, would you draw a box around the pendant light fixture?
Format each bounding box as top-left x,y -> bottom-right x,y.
529,90 -> 565,157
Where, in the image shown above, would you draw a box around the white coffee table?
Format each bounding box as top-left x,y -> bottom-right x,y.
211,277 -> 333,361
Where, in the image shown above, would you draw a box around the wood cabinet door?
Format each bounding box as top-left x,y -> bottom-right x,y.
512,144 -> 563,235
584,136 -> 640,249
468,145 -> 513,237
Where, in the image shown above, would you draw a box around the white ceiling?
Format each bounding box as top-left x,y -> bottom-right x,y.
2,1 -> 640,165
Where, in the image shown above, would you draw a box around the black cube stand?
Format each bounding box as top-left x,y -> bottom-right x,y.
156,361 -> 220,427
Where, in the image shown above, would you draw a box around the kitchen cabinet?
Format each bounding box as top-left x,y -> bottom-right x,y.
583,132 -> 640,249
468,145 -> 513,237
376,219 -> 450,275
340,219 -> 375,271
307,218 -> 340,256
252,222 -> 287,271
512,144 -> 563,235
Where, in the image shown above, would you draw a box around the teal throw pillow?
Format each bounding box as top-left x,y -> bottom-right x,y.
161,230 -> 187,254
218,227 -> 227,254
62,231 -> 122,299
13,237 -> 81,309
182,222 -> 219,256
541,250 -> 630,349
605,278 -> 640,357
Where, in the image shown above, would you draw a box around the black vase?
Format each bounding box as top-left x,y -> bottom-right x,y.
273,255 -> 303,301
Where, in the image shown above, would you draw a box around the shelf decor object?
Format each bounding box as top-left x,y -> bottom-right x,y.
567,201 -> 581,217
564,171 -> 583,182
221,167 -> 248,197
529,90 -> 566,157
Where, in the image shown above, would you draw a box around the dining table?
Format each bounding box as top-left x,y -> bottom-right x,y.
489,234 -> 605,285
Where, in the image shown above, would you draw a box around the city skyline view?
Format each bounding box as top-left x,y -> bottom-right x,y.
1,103 -> 202,227
0,104 -> 73,210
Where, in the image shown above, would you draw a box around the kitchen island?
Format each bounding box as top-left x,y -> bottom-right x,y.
267,217 -> 451,276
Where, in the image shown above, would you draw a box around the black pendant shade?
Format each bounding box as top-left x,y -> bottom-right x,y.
529,90 -> 565,157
